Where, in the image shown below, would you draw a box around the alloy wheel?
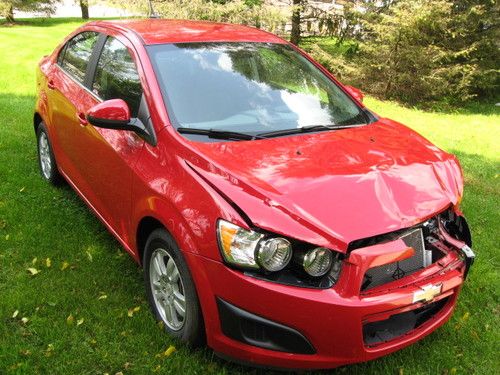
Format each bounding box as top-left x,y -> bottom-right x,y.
38,132 -> 52,179
149,248 -> 187,331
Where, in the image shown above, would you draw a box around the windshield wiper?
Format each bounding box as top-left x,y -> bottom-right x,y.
177,127 -> 264,141
257,123 -> 364,139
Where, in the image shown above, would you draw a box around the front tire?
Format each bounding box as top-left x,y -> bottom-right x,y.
36,122 -> 62,185
143,229 -> 205,347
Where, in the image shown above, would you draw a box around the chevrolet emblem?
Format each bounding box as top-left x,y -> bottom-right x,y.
413,283 -> 443,303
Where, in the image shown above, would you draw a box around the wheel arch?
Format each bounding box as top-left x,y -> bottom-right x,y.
136,215 -> 166,265
34,112 -> 43,133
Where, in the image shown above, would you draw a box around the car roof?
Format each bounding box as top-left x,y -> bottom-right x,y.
88,19 -> 287,45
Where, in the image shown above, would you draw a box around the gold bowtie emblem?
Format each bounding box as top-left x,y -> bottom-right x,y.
413,283 -> 443,303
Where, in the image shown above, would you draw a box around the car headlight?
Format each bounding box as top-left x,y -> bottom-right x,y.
217,220 -> 264,269
217,220 -> 342,287
217,220 -> 293,271
256,237 -> 292,272
301,247 -> 333,277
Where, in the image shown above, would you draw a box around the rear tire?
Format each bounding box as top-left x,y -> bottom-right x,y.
143,228 -> 205,347
36,122 -> 62,185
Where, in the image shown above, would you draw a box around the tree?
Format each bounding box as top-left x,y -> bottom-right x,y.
290,0 -> 302,45
79,0 -> 88,19
108,0 -> 288,32
0,0 -> 59,22
356,0 -> 498,104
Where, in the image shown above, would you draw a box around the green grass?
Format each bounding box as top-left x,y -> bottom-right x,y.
300,35 -> 358,56
0,18 -> 499,374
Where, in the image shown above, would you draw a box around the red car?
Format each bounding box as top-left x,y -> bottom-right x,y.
34,19 -> 474,369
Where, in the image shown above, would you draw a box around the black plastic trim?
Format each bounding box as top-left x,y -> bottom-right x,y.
217,298 -> 316,355
243,268 -> 336,289
84,33 -> 107,89
363,297 -> 450,346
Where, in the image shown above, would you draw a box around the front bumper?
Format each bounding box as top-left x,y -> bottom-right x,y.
185,240 -> 470,370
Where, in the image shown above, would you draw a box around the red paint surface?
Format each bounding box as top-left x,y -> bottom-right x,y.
34,19 -> 470,369
87,99 -> 131,122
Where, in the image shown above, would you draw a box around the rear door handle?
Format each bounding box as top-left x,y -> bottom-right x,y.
47,79 -> 56,90
77,112 -> 88,126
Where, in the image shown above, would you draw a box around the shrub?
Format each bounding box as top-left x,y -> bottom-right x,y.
352,0 -> 499,105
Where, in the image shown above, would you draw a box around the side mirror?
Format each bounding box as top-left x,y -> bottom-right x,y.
87,99 -> 149,137
345,85 -> 364,103
87,99 -> 131,129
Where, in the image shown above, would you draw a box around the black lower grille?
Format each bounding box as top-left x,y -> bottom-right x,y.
363,297 -> 449,346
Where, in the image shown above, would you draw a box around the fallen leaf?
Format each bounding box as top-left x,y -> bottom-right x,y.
21,317 -> 29,324
66,314 -> 74,325
86,251 -> 93,262
20,349 -> 31,356
115,372 -> 124,375
27,267 -> 40,276
77,318 -> 84,326
127,306 -> 140,317
61,261 -> 69,271
9,363 -> 22,371
450,368 -> 457,375
163,345 -> 176,357
19,187 -> 25,192
45,258 -> 51,268
45,344 -> 54,357
5,234 -> 9,240
12,310 -> 19,318
461,312 -> 470,322
471,330 -> 479,340
32,257 -> 37,265
123,362 -> 131,370
97,294 -> 107,300
399,368 -> 404,375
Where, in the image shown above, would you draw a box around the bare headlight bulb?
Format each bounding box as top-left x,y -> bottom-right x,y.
256,237 -> 292,272
302,247 -> 333,277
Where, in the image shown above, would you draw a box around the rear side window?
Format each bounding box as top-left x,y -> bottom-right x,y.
59,31 -> 99,84
92,37 -> 142,117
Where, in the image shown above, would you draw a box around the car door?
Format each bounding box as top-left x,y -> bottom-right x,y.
46,31 -> 101,185
71,34 -> 146,242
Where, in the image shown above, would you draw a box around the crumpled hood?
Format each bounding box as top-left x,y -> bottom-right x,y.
185,118 -> 463,252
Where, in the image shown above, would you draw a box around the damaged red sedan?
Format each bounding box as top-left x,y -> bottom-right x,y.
34,19 -> 474,369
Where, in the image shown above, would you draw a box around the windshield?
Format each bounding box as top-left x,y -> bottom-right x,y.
148,42 -> 368,138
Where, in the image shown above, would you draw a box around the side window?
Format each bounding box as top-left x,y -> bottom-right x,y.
59,32 -> 99,84
57,44 -> 67,66
92,37 -> 142,117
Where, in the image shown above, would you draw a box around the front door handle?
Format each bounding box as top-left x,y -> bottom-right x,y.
77,112 -> 88,126
47,79 -> 56,90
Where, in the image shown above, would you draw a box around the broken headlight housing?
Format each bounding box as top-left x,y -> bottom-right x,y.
439,209 -> 472,247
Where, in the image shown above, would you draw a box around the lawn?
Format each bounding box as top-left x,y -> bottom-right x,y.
0,18 -> 498,374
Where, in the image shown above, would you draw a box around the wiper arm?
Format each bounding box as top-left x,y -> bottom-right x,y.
177,127 -> 263,141
257,123 -> 363,138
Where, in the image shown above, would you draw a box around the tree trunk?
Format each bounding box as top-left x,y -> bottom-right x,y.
80,0 -> 89,20
290,0 -> 302,45
6,5 -> 14,23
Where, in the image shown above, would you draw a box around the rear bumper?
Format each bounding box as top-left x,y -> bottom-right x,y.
185,247 -> 467,370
